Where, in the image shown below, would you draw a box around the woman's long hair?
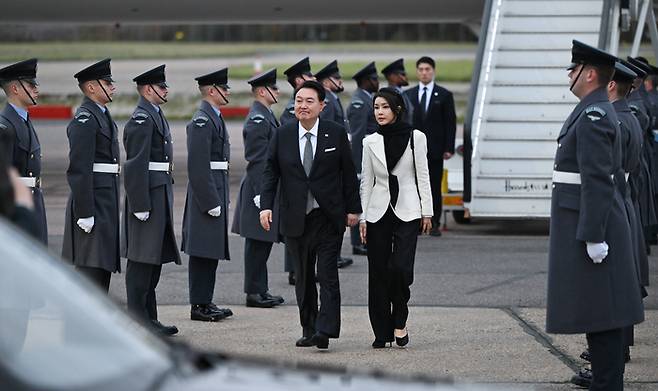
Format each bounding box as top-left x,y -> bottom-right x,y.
372,87 -> 407,124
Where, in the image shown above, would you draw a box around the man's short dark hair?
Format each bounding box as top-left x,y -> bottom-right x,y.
416,56 -> 435,69
294,80 -> 326,102
588,64 -> 614,87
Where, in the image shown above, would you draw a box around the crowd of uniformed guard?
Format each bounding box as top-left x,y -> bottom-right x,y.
0,40 -> 654,388
0,54 -> 455,333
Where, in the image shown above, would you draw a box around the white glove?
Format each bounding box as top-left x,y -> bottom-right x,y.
208,205 -> 221,217
76,216 -> 94,233
253,195 -> 261,209
586,242 -> 609,264
134,211 -> 150,221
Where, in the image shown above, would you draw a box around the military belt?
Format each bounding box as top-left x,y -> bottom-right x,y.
552,170 -> 614,185
92,163 -> 120,174
18,177 -> 40,188
149,162 -> 174,172
210,161 -> 229,170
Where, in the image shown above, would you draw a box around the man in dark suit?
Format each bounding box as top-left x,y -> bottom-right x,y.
62,59 -> 121,292
405,56 -> 456,236
260,80 -> 361,349
0,59 -> 48,244
122,65 -> 181,336
316,60 -> 353,269
231,68 -> 285,308
181,68 -> 234,322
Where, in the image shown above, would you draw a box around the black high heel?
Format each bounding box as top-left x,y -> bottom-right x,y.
395,332 -> 409,347
372,340 -> 392,349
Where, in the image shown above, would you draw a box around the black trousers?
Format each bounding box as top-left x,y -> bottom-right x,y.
428,158 -> 444,224
284,243 -> 294,272
586,328 -> 625,391
350,225 -> 361,247
126,260 -> 162,322
366,208 -> 419,342
286,209 -> 342,338
188,256 -> 219,304
75,266 -> 111,292
244,238 -> 273,294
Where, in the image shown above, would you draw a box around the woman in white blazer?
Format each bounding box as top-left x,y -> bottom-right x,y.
359,88 -> 433,349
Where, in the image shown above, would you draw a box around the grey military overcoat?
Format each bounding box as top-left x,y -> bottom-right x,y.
181,101 -> 231,260
62,97 -> 121,273
0,104 -> 47,243
232,101 -> 281,242
320,90 -> 347,129
279,97 -> 296,126
546,88 -> 644,334
121,97 -> 181,266
615,99 -> 650,289
347,88 -> 377,174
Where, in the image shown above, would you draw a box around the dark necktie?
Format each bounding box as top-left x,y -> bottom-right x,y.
303,133 -> 315,213
420,86 -> 428,119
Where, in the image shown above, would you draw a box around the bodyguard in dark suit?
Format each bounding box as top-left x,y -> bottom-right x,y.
316,60 -> 353,269
122,65 -> 181,336
62,59 -> 120,292
232,69 -> 285,308
260,81 -> 361,349
181,68 -> 234,322
0,59 -> 47,244
405,56 -> 456,235
546,41 -> 644,390
347,62 -> 379,256
381,58 -> 414,125
280,57 -> 316,126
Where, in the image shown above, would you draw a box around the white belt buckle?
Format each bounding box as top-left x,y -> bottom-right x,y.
210,161 -> 229,170
148,162 -> 173,172
92,163 -> 120,174
552,171 -> 581,185
18,177 -> 37,188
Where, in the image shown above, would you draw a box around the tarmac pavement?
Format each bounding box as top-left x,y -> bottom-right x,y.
33,119 -> 658,390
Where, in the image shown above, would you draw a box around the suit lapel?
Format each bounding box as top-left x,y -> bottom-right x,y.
138,96 -> 165,136
370,133 -> 387,168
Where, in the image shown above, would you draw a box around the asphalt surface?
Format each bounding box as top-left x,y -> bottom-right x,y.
33,118 -> 658,389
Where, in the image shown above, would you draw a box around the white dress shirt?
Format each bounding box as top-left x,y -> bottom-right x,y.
417,81 -> 435,113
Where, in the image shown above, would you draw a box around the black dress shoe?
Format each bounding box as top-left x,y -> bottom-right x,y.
288,272 -> 296,286
337,257 -> 354,268
261,292 -> 284,305
191,305 -> 226,322
310,333 -> 329,349
246,293 -> 276,308
295,336 -> 314,347
372,340 -> 392,349
570,367 -> 592,388
352,245 -> 367,255
207,303 -> 233,317
579,349 -> 590,362
429,227 -> 442,237
151,319 -> 179,336
395,333 -> 409,347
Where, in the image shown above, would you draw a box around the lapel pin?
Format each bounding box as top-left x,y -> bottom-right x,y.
434,92 -> 438,96
324,133 -> 329,137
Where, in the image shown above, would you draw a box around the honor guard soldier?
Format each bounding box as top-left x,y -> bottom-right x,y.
347,62 -> 379,256
122,65 -> 181,336
0,59 -> 48,243
546,40 -> 644,390
627,57 -> 658,245
280,57 -> 315,126
231,68 -> 285,308
315,60 -> 353,269
62,59 -> 121,292
381,58 -> 414,125
181,68 -> 234,321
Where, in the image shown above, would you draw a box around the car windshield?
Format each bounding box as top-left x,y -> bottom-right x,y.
0,219 -> 172,390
